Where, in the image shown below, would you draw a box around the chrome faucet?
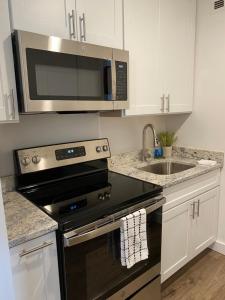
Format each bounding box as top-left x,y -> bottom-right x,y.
142,124 -> 160,161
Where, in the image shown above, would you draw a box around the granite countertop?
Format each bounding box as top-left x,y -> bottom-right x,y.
108,147 -> 224,189
4,192 -> 58,248
2,146 -> 223,248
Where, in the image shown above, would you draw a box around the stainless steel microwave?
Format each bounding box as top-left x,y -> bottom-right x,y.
12,30 -> 129,113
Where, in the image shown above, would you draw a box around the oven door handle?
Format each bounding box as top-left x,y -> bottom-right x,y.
63,198 -> 165,247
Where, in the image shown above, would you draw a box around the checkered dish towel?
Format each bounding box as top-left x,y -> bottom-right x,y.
120,208 -> 148,269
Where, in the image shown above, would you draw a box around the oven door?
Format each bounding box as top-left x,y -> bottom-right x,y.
63,205 -> 162,300
14,31 -> 115,112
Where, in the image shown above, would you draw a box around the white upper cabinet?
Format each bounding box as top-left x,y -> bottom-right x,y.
9,0 -> 123,48
159,0 -> 196,113
76,0 -> 123,48
124,0 -> 196,116
10,0 -> 70,39
124,0 -> 161,115
0,0 -> 19,122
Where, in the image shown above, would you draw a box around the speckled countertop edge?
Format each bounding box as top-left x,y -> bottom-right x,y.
4,192 -> 58,248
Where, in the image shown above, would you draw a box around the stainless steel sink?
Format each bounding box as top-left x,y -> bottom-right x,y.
138,161 -> 195,175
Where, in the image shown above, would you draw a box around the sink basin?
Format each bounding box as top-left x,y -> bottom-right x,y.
138,161 -> 195,175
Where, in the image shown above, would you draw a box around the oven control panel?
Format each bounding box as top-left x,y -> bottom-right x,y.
16,138 -> 110,174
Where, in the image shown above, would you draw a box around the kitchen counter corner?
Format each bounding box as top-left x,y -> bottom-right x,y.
4,192 -> 57,248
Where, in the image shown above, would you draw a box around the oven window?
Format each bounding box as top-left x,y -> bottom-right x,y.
26,48 -> 112,101
64,209 -> 161,300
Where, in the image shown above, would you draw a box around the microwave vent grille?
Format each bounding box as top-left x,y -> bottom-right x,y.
214,0 -> 224,9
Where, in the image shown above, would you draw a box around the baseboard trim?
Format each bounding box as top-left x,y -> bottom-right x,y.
210,241 -> 225,256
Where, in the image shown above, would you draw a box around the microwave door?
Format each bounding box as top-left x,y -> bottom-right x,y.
22,49 -> 114,112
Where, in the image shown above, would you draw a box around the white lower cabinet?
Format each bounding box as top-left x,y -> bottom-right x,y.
161,201 -> 190,281
10,232 -> 61,300
161,172 -> 220,283
190,188 -> 219,258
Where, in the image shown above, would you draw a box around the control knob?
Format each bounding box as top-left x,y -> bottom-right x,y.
32,155 -> 41,164
21,157 -> 31,166
104,192 -> 111,199
103,145 -> 108,152
98,194 -> 105,201
96,146 -> 102,153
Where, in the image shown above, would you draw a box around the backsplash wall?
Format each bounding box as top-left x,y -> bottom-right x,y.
0,113 -> 166,176
99,115 -> 166,154
0,113 -> 99,177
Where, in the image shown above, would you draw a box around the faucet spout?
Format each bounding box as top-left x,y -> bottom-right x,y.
142,124 -> 160,161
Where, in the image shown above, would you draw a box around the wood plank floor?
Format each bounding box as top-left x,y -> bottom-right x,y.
162,250 -> 225,300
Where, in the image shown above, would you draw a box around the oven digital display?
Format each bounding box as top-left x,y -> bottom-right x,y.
55,146 -> 86,160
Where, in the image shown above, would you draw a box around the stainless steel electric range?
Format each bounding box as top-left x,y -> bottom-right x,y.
14,138 -> 165,300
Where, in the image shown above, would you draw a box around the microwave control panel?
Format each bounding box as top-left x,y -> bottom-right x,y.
116,61 -> 127,100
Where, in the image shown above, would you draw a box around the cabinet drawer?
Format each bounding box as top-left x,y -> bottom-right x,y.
163,169 -> 220,211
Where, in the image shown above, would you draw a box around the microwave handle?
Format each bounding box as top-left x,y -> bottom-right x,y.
64,198 -> 165,247
104,63 -> 113,100
112,61 -> 116,100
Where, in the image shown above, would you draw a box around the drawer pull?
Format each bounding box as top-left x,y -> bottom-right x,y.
191,202 -> 196,219
197,199 -> 200,217
19,241 -> 54,257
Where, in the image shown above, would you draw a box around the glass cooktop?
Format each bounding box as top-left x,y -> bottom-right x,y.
19,170 -> 162,232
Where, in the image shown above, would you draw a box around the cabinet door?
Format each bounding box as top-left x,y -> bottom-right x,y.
0,0 -> 18,122
76,0 -> 123,48
124,0 -> 161,116
159,0 -> 196,113
10,0 -> 69,39
190,187 -> 219,259
161,200 -> 191,282
10,232 -> 60,300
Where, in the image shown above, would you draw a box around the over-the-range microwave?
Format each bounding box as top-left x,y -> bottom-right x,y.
12,30 -> 129,113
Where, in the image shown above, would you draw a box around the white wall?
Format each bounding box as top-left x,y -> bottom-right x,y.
166,0 -> 225,246
0,180 -> 14,300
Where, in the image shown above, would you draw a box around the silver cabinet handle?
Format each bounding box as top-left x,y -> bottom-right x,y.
68,10 -> 76,39
165,94 -> 170,113
6,89 -> 16,120
191,202 -> 196,219
197,199 -> 200,217
10,89 -> 16,120
160,94 -> 165,112
19,241 -> 54,257
79,13 -> 86,41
